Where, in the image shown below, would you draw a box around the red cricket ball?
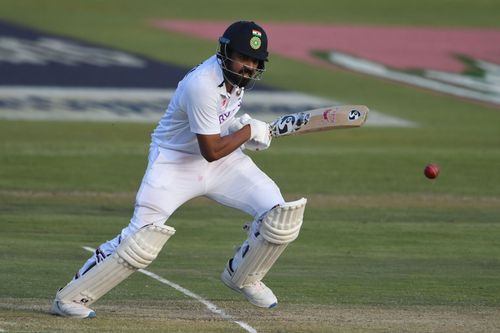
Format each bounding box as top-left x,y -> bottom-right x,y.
424,163 -> 440,179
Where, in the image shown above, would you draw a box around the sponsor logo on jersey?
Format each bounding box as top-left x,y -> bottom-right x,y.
218,111 -> 232,124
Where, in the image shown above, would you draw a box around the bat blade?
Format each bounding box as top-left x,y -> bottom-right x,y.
269,105 -> 369,137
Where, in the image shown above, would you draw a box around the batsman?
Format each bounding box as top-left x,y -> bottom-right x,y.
51,20 -> 307,318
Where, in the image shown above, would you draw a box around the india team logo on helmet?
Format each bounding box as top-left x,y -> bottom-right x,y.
250,30 -> 262,50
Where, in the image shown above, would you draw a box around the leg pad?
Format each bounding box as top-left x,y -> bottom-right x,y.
230,198 -> 306,287
56,224 -> 175,306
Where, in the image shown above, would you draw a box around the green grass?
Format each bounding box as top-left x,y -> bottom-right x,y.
1,120 -> 499,332
1,0 -> 500,332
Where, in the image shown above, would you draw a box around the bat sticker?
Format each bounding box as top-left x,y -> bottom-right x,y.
348,109 -> 362,120
271,112 -> 311,136
322,109 -> 336,123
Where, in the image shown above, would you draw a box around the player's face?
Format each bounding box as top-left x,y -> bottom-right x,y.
229,52 -> 259,79
227,51 -> 260,87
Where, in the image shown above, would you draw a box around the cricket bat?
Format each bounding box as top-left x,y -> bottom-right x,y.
269,105 -> 369,137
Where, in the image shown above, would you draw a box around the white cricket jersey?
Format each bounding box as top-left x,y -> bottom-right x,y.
151,55 -> 244,155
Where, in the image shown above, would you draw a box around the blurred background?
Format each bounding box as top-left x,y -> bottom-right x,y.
1,1 -> 499,332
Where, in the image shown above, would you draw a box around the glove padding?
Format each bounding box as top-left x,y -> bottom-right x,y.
245,118 -> 272,151
228,114 -> 272,151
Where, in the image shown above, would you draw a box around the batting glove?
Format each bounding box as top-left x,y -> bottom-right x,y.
244,118 -> 272,151
227,114 -> 252,134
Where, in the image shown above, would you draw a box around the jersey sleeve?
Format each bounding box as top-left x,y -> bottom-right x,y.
183,75 -> 221,135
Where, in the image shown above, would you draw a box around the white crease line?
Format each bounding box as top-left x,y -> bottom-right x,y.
82,246 -> 257,333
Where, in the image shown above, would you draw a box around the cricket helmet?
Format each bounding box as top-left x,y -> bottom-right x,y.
219,21 -> 268,61
217,21 -> 268,88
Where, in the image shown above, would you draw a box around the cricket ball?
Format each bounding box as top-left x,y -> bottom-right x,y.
424,163 -> 440,179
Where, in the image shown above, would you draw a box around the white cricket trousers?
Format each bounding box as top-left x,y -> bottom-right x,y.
127,144 -> 285,236
75,144 -> 284,278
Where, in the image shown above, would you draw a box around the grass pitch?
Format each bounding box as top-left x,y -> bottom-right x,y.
1,1 -> 500,332
1,121 -> 499,332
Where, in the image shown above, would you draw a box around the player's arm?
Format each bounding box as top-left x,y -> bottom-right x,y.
197,116 -> 272,162
196,126 -> 251,162
184,76 -> 270,161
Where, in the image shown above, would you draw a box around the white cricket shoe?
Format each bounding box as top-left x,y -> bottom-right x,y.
221,266 -> 278,308
51,299 -> 96,319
